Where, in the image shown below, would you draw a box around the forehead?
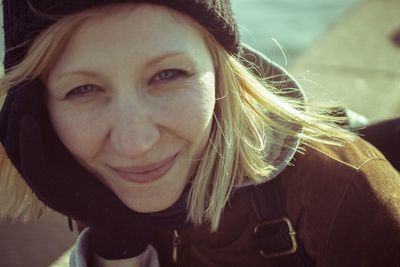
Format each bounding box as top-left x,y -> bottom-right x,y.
50,3 -> 211,73
76,3 -> 202,38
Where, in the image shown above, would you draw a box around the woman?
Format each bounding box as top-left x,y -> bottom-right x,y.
1,1 -> 399,266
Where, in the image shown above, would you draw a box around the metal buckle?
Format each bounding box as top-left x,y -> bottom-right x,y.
254,217 -> 298,258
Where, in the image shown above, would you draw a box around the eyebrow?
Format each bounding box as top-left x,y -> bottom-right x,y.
145,51 -> 195,67
53,51 -> 195,82
52,69 -> 102,83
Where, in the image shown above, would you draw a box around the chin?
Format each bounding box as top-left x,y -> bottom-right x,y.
123,194 -> 180,213
116,182 -> 186,213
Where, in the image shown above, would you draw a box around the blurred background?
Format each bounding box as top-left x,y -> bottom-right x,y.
233,0 -> 360,65
233,0 -> 400,123
1,0 -> 399,266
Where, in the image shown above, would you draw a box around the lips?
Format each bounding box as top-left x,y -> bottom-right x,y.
109,154 -> 177,184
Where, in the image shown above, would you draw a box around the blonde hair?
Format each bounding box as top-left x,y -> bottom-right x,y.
0,4 -> 355,229
188,33 -> 355,230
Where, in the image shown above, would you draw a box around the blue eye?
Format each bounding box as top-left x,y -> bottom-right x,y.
66,84 -> 98,98
151,69 -> 188,83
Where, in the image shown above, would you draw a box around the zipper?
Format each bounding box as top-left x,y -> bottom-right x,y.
172,230 -> 181,264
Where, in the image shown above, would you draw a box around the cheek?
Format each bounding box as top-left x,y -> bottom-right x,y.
47,103 -> 106,160
162,75 -> 215,145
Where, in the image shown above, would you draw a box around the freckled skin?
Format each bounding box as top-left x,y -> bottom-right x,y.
46,4 -> 216,212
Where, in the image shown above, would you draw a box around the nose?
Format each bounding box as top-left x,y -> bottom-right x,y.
109,93 -> 160,159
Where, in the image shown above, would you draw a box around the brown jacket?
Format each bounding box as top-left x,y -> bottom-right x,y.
152,138 -> 400,267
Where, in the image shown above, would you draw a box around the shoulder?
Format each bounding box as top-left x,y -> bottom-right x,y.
281,137 -> 399,219
306,136 -> 390,168
281,137 -> 399,197
281,137 -> 400,266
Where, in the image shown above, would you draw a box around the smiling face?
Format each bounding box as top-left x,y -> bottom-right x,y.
46,4 -> 216,212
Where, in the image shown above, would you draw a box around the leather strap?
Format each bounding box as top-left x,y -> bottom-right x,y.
251,178 -> 315,267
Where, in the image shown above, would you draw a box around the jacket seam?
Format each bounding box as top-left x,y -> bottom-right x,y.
321,157 -> 386,265
307,143 -> 385,170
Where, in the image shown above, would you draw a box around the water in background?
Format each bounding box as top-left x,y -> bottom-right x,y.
232,0 -> 360,66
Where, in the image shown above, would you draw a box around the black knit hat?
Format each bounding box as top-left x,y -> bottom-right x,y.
2,0 -> 240,70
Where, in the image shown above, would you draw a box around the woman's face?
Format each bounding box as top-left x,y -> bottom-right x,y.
46,4 -> 216,212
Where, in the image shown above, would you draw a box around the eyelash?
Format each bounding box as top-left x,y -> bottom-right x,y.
65,69 -> 189,99
65,84 -> 99,98
150,69 -> 188,84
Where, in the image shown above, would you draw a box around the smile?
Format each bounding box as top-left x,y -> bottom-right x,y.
109,153 -> 178,184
